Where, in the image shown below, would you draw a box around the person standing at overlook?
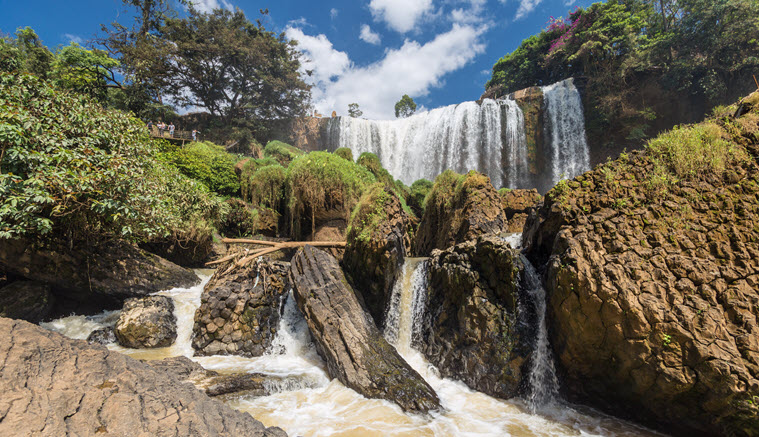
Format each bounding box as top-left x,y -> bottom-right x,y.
169,123 -> 175,137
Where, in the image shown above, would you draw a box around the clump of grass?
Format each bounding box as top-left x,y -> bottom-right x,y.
646,122 -> 749,185
334,147 -> 354,162
347,183 -> 391,244
264,140 -> 306,166
286,151 -> 376,238
245,164 -> 286,211
240,157 -> 280,200
357,152 -> 395,188
408,179 -> 433,217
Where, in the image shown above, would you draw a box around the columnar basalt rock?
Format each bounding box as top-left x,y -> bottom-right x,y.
192,259 -> 290,357
419,235 -> 531,399
524,98 -> 759,436
291,245 -> 440,413
0,318 -> 287,437
115,295 -> 177,349
499,188 -> 542,233
343,185 -> 413,326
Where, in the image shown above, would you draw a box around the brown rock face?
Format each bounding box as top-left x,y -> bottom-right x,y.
0,280 -> 53,323
524,108 -> 759,436
291,246 -> 440,413
419,236 -> 530,399
192,260 -> 290,357
343,186 -> 412,326
115,295 -> 177,349
0,318 -> 286,437
0,238 -> 199,309
500,188 -> 542,233
414,171 -> 507,256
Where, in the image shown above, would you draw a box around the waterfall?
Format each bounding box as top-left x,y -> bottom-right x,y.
520,254 -> 560,411
384,258 -> 429,353
325,78 -> 590,191
543,78 -> 591,185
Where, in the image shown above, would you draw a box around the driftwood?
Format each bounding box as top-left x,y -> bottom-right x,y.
205,239 -> 346,274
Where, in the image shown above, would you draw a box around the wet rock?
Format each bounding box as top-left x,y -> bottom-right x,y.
0,238 -> 199,310
192,259 -> 290,357
0,318 -> 286,436
419,236 -> 530,399
0,280 -> 53,323
86,327 -> 116,345
343,185 -> 413,326
414,170 -> 506,256
115,295 -> 177,349
140,231 -> 214,267
524,106 -> 759,436
291,246 -> 440,413
500,188 -> 542,233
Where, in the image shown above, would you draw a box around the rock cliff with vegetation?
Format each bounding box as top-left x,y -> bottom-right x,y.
414,170 -> 506,256
525,91 -> 759,436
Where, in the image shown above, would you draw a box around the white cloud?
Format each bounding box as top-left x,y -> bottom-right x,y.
287,24 -> 486,119
288,17 -> 309,27
369,0 -> 433,33
359,25 -> 381,45
188,0 -> 233,13
62,33 -> 84,45
514,0 -> 543,20
330,8 -> 339,19
450,0 -> 489,25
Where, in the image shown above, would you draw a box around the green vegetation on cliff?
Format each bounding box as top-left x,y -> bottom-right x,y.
244,164 -> 286,211
347,183 -> 391,244
334,147 -> 354,162
158,141 -> 240,196
487,0 -> 759,148
263,140 -> 305,166
0,72 -> 224,244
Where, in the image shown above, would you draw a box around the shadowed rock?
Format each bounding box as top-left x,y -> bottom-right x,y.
0,280 -> 53,323
0,318 -> 286,436
291,245 -> 440,413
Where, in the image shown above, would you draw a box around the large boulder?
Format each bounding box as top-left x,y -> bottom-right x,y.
499,188 -> 542,233
0,238 -> 199,311
0,280 -> 54,323
414,170 -> 506,256
524,104 -> 759,436
343,184 -> 413,326
0,318 -> 286,436
192,259 -> 290,357
419,236 -> 531,399
290,246 -> 440,413
115,296 -> 177,348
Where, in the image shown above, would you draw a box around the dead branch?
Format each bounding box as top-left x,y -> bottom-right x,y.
205,239 -> 346,267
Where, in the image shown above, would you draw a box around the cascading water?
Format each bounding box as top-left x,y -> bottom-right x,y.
520,254 -> 560,412
42,267 -> 663,436
325,78 -> 590,191
543,78 -> 591,185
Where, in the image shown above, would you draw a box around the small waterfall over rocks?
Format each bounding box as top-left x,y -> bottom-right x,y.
325,78 -> 590,191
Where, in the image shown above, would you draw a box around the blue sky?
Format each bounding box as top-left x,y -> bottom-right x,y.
0,0 -> 597,119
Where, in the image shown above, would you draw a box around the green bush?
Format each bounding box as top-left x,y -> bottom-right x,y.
408,179 -> 433,216
357,152 -> 395,188
334,147 -> 353,162
286,151 -> 376,237
263,140 -> 305,166
347,183 -> 390,244
159,140 -> 240,196
245,164 -> 286,211
219,198 -> 257,237
240,156 -> 280,199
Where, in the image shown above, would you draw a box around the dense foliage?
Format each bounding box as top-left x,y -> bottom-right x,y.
487,0 -> 759,144
0,72 -> 223,243
158,141 -> 240,196
263,140 -> 305,166
394,94 -> 417,118
334,147 -> 354,162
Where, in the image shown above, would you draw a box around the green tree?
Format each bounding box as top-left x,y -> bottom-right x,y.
348,103 -> 362,118
52,43 -> 121,102
394,94 -> 417,118
161,7 -> 311,124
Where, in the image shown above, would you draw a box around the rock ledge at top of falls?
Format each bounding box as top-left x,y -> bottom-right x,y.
192,258 -> 290,357
291,245 -> 441,413
523,95 -> 759,437
414,170 -> 507,256
419,235 -> 531,399
0,317 -> 286,437
0,238 -> 199,310
343,185 -> 413,327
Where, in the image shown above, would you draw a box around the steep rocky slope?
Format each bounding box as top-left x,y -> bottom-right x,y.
525,92 -> 759,436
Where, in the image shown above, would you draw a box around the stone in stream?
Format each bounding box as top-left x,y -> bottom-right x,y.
114,295 -> 177,348
0,318 -> 287,437
343,185 -> 413,327
419,235 -> 532,399
291,245 -> 441,413
192,259 -> 290,357
87,326 -> 117,345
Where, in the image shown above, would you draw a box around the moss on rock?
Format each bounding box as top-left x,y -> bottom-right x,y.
334,147 -> 354,162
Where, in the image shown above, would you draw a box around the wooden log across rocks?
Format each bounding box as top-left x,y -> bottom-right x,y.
205,238 -> 347,275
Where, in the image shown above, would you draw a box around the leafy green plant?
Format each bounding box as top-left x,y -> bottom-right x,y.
159,140 -> 240,196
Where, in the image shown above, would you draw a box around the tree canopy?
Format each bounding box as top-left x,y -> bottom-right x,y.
348,103 -> 362,118
394,94 -> 417,118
